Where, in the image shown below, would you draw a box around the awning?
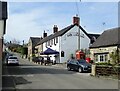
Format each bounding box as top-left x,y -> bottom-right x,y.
40,48 -> 59,55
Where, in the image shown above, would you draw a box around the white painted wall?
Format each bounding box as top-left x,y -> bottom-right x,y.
42,25 -> 90,63
42,37 -> 60,63
60,26 -> 90,63
80,29 -> 90,49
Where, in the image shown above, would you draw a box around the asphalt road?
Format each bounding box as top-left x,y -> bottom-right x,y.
2,54 -> 118,90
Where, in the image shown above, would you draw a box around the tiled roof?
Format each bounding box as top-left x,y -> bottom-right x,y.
88,33 -> 100,39
90,27 -> 120,48
30,37 -> 41,47
37,24 -> 76,45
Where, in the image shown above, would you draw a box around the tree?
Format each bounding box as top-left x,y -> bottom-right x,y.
21,47 -> 28,58
110,49 -> 119,65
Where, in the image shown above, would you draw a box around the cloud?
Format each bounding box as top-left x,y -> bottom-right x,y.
4,2 -> 118,44
4,2 -> 74,43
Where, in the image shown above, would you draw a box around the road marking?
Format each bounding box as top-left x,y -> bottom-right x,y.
2,74 -> 34,77
2,87 -> 16,90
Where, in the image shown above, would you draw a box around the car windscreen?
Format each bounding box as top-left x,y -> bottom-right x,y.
9,57 -> 17,59
78,60 -> 87,63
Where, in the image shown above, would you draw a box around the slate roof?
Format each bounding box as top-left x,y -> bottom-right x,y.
88,33 -> 100,39
90,27 -> 120,48
37,24 -> 75,45
37,24 -> 95,46
30,37 -> 41,47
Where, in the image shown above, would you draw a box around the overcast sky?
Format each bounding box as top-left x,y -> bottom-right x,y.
4,1 -> 118,44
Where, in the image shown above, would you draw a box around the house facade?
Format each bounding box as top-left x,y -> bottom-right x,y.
90,27 -> 120,63
28,37 -> 41,59
36,16 -> 100,63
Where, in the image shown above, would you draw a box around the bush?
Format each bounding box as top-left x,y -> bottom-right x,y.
96,62 -> 112,66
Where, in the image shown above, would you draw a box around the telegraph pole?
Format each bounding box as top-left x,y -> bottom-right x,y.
78,23 -> 80,51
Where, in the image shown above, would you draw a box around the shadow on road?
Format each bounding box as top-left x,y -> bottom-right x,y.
15,77 -> 32,85
4,64 -> 80,75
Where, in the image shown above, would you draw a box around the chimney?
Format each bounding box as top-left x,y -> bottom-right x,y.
40,37 -> 43,39
53,25 -> 58,33
73,14 -> 80,25
43,31 -> 47,38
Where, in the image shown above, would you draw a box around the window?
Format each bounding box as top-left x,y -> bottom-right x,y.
56,37 -> 58,43
94,55 -> 98,62
48,41 -> 50,46
61,51 -> 64,57
51,39 -> 53,45
105,54 -> 108,62
100,55 -> 104,62
45,42 -> 47,47
54,38 -> 56,45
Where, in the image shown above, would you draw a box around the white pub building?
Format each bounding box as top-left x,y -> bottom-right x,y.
36,15 -> 99,63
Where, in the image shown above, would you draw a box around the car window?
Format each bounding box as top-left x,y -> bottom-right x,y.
9,57 -> 18,59
78,60 -> 87,63
70,60 -> 78,64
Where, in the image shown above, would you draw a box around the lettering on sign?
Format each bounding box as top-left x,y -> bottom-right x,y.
67,32 -> 84,38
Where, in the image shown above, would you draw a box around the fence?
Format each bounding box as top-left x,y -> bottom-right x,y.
95,65 -> 120,79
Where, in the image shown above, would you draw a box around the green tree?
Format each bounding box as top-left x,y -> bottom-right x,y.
110,49 -> 119,65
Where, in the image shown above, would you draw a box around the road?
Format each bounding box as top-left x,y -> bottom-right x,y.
2,53 -> 118,90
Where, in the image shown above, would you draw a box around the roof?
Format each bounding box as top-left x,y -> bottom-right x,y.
37,24 -> 75,45
90,27 -> 120,48
30,37 -> 41,47
88,33 -> 100,39
37,24 -> 92,45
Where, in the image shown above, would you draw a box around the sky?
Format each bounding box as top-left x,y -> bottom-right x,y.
4,1 -> 118,44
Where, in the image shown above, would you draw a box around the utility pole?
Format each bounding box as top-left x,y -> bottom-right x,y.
78,24 -> 80,51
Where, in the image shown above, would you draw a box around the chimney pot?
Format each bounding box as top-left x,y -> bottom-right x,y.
53,25 -> 58,33
43,31 -> 47,38
73,15 -> 80,25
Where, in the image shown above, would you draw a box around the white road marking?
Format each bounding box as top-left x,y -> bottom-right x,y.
2,74 -> 34,77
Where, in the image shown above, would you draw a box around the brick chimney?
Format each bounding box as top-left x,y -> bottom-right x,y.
43,31 -> 47,38
73,14 -> 80,26
53,25 -> 58,33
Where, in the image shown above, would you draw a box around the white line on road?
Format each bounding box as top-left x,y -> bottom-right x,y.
2,74 -> 34,77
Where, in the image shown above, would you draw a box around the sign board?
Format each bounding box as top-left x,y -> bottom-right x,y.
67,32 -> 84,38
0,1 -> 7,20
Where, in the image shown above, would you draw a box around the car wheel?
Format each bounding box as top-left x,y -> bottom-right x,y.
78,67 -> 82,73
67,66 -> 71,71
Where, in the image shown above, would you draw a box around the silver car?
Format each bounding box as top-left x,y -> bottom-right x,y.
7,56 -> 19,65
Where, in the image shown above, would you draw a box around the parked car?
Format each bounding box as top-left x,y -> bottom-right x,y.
5,53 -> 13,64
7,56 -> 19,65
67,59 -> 91,73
